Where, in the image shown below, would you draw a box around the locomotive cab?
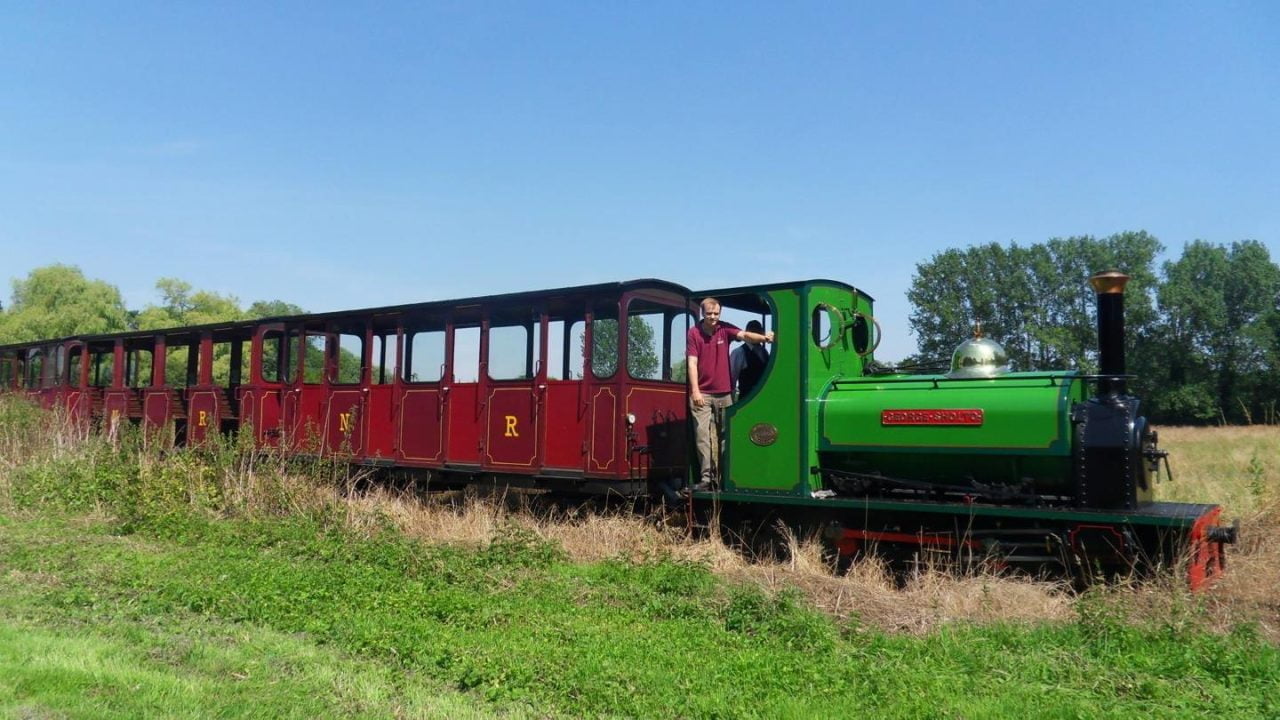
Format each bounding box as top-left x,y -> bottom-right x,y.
688,280 -> 878,496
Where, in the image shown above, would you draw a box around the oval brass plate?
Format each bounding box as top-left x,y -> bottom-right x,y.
749,423 -> 778,446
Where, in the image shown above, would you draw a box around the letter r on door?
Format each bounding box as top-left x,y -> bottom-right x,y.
504,415 -> 519,437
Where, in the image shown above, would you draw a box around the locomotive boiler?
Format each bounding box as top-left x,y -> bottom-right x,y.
817,272 -> 1156,512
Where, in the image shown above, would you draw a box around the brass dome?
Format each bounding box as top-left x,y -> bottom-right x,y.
948,328 -> 1010,379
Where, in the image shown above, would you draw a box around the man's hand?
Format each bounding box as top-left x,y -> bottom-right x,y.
691,392 -> 706,408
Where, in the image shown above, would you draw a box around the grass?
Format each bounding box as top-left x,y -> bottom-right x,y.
0,583 -> 506,719
1,397 -> 1278,718
1157,425 -> 1280,516
3,512 -> 1276,719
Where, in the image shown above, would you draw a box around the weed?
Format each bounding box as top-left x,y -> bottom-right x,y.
1247,450 -> 1267,502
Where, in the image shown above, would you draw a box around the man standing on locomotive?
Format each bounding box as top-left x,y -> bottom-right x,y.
686,297 -> 774,493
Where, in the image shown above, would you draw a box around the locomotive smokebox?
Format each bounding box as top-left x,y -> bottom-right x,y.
1090,271 -> 1130,397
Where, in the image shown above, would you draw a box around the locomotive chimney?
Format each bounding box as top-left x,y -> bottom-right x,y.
1089,271 -> 1130,397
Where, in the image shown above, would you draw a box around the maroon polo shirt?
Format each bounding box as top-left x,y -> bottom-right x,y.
686,321 -> 740,395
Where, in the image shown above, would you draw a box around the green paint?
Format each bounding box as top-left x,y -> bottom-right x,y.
821,372 -> 1082,455
722,288 -> 804,493
723,282 -> 873,494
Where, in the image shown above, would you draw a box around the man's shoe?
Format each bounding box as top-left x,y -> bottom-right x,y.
688,480 -> 716,493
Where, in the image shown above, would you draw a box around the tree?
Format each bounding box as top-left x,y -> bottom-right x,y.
0,265 -> 129,343
133,278 -> 247,386
907,232 -> 1162,374
135,278 -> 245,331
586,316 -> 660,379
1151,240 -> 1280,423
247,300 -> 306,319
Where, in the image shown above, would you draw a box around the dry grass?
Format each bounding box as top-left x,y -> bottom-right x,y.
1193,500 -> 1280,640
1157,425 -> 1280,515
324,425 -> 1279,637
332,486 -> 1075,633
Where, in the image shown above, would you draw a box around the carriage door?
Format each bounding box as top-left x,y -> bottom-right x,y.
619,295 -> 692,480
323,325 -> 366,456
280,326 -> 307,446
397,323 -> 447,465
64,342 -> 90,423
186,332 -> 219,445
482,313 -> 544,474
242,324 -> 287,445
281,326 -> 328,450
586,299 -> 623,475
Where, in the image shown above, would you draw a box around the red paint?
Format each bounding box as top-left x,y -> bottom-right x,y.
186,390 -> 220,445
396,386 -> 444,463
362,384 -> 395,460
834,528 -> 982,553
325,389 -> 364,456
445,383 -> 482,465
541,381 -> 587,471
1188,506 -> 1226,592
484,385 -> 540,471
624,384 -> 688,477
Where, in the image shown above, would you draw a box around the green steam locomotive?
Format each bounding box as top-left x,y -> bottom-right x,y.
698,273 -> 1235,588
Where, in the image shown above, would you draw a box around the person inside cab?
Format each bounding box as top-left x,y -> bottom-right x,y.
731,319 -> 769,400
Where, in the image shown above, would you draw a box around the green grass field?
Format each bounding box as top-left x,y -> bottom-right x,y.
1,399 -> 1277,718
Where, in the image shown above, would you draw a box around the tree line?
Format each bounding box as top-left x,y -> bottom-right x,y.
0,265 -> 659,386
907,232 -> 1280,425
0,265 -> 320,386
4,240 -> 1278,425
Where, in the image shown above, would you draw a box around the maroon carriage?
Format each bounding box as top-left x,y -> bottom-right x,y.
254,279 -> 698,492
0,279 -> 698,494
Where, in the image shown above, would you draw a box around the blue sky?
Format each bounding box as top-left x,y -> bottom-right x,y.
2,2 -> 1277,360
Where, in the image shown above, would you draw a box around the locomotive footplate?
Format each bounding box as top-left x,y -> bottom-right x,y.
695,490 -> 1237,590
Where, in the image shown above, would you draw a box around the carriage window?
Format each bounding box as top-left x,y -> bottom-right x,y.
67,348 -> 83,387
626,309 -> 664,381
281,330 -> 301,384
26,351 -> 44,389
546,319 -> 587,380
223,339 -> 249,387
260,331 -> 288,384
90,350 -> 113,387
126,349 -> 153,388
164,342 -> 196,388
404,330 -> 445,383
452,326 -> 480,383
205,341 -> 230,386
302,333 -> 326,384
52,346 -> 66,387
0,354 -> 11,388
488,323 -> 537,380
669,311 -> 696,382
546,320 -> 566,380
334,332 -> 363,384
371,334 -> 392,385
590,302 -> 619,380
